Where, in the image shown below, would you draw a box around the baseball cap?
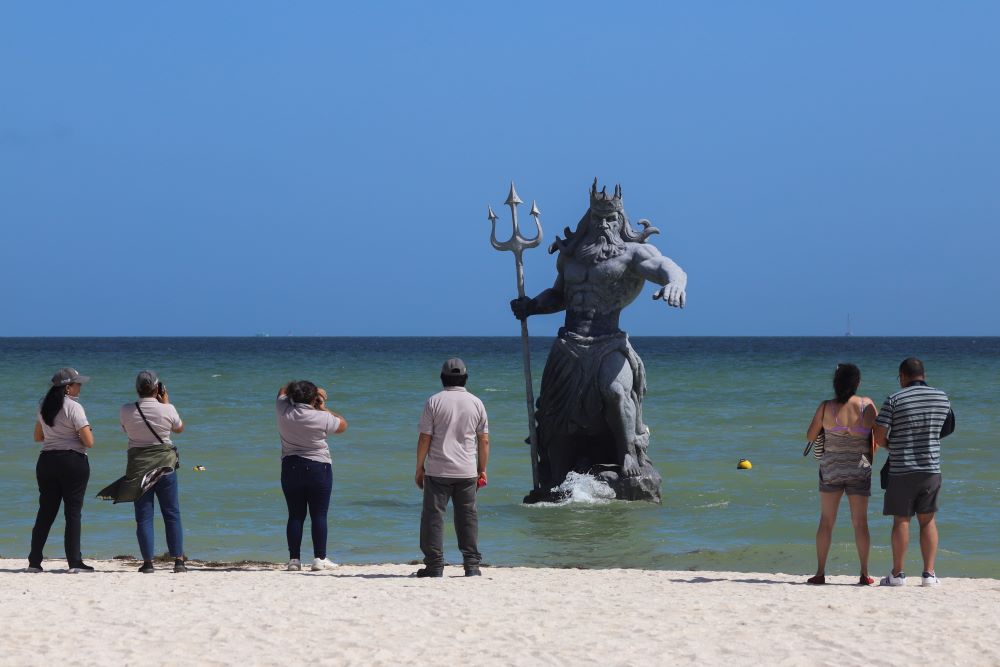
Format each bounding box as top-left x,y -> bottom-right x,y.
441,358 -> 468,375
51,367 -> 90,387
135,370 -> 160,394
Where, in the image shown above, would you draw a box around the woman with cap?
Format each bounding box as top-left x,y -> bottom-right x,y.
28,367 -> 95,573
276,380 -> 348,571
117,370 -> 186,574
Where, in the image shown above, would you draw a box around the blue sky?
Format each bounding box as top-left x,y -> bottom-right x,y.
1,2 -> 997,336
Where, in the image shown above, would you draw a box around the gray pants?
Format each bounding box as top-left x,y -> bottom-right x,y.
420,475 -> 481,569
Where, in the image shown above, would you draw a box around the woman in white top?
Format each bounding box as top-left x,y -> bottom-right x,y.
276,380 -> 348,571
28,367 -> 96,573
119,370 -> 186,574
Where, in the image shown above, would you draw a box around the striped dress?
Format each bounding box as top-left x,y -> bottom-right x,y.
818,400 -> 873,492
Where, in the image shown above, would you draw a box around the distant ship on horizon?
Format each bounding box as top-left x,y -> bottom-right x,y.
845,314 -> 853,337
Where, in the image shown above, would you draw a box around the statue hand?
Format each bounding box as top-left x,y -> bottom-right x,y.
653,284 -> 686,308
510,296 -> 534,320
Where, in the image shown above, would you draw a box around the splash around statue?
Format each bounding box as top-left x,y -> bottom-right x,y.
512,179 -> 687,503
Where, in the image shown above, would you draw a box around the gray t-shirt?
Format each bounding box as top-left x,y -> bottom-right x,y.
419,387 -> 489,478
875,382 -> 952,475
276,395 -> 341,464
38,396 -> 90,454
120,398 -> 183,448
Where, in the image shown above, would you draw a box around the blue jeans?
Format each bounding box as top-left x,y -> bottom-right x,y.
281,456 -> 333,560
133,471 -> 183,560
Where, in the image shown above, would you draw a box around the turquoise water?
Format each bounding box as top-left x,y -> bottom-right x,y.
1,337 -> 997,577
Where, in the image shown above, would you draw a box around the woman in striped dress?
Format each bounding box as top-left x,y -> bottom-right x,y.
805,363 -> 877,585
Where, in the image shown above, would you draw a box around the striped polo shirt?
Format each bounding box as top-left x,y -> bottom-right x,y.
875,381 -> 952,475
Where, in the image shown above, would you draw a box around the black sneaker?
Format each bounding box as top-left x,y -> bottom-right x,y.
173,559 -> 187,573
464,567 -> 482,577
415,567 -> 443,578
138,561 -> 155,574
67,562 -> 94,574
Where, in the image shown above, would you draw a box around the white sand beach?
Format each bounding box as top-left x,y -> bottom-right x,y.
2,559 -> 998,666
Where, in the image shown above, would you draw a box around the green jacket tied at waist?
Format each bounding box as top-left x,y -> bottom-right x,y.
96,444 -> 179,504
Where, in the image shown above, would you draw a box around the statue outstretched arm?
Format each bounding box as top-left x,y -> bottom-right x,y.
511,269 -> 566,320
632,244 -> 687,308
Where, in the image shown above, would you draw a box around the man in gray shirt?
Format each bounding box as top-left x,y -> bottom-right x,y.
414,358 -> 490,577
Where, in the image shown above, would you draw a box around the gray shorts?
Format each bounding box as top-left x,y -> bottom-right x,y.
818,468 -> 872,496
883,472 -> 941,517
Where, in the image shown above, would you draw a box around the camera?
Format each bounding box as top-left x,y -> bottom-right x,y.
156,381 -> 166,396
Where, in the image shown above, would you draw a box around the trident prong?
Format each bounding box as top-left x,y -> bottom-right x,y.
491,182 -> 542,257
488,181 -> 543,491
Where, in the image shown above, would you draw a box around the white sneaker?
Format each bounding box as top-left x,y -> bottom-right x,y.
879,570 -> 906,586
286,559 -> 301,571
922,572 -> 940,587
311,558 -> 338,571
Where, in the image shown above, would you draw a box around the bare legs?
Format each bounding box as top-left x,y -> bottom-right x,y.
891,512 -> 938,575
890,516 -> 909,575
814,490 -> 842,576
918,513 -> 938,574
815,491 -> 871,578
847,494 -> 871,577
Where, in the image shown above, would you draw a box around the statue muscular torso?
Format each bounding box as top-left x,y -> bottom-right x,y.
517,239 -> 687,333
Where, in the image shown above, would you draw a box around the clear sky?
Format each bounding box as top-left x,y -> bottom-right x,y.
1,2 -> 997,336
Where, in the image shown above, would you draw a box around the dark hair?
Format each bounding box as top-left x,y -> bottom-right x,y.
40,385 -> 66,427
441,373 -> 468,388
287,380 -> 318,405
899,357 -> 925,379
832,363 -> 861,404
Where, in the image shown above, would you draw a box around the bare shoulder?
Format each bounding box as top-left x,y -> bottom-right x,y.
629,243 -> 662,265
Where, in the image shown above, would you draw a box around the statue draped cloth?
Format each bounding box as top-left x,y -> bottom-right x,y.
534,328 -> 650,489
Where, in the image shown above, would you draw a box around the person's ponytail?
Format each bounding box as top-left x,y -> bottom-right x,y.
39,385 -> 66,427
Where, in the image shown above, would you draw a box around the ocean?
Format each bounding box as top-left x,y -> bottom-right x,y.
1,337 -> 997,577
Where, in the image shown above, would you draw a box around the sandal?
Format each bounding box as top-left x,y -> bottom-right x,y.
807,574 -> 826,585
859,574 -> 875,585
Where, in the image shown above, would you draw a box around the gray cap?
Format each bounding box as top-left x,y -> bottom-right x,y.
135,370 -> 160,394
441,358 -> 468,376
51,367 -> 90,387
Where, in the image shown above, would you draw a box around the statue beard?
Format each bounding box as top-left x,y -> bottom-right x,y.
576,224 -> 626,263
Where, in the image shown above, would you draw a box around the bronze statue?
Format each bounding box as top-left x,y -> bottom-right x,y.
510,179 -> 687,502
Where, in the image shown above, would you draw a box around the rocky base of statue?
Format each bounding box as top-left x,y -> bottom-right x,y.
590,462 -> 663,503
522,462 -> 663,504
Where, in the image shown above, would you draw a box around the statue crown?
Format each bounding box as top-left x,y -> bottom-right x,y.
589,178 -> 623,216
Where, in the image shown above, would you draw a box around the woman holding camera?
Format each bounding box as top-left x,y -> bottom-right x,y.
118,370 -> 186,573
276,381 -> 348,571
28,367 -> 96,573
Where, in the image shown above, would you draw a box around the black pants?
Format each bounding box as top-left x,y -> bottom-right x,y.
29,450 -> 90,566
420,475 -> 481,569
280,456 -> 333,560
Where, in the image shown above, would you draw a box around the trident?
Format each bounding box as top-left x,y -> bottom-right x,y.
489,182 -> 542,491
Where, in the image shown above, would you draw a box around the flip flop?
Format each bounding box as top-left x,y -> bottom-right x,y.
807,575 -> 826,585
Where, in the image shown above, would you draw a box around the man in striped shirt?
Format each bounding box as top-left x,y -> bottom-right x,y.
873,357 -> 955,587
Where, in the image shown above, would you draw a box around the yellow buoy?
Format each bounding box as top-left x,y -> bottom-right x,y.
737,458 -> 752,470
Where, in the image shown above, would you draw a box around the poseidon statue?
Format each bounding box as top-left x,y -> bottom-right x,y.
511,179 -> 687,502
